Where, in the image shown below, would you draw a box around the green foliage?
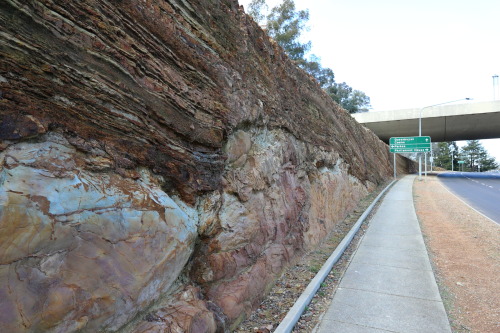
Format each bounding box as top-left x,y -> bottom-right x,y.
247,0 -> 268,23
460,140 -> 498,171
266,0 -> 311,61
433,140 -> 497,172
298,56 -> 335,89
326,82 -> 371,113
299,57 -> 370,113
308,264 -> 321,273
433,141 -> 458,170
348,90 -> 371,113
246,0 -> 371,113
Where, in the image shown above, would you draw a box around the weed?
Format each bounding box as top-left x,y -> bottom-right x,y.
308,264 -> 321,273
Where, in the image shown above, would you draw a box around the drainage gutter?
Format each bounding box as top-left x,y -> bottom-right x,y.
273,179 -> 397,333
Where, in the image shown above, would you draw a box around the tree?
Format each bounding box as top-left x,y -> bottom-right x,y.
247,0 -> 268,24
460,140 -> 498,172
433,141 -> 458,170
246,0 -> 371,113
265,0 -> 311,61
326,82 -> 371,113
300,59 -> 370,113
480,155 -> 498,171
344,89 -> 371,113
298,56 -> 335,89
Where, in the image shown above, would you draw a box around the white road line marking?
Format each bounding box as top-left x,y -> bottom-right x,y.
438,180 -> 498,226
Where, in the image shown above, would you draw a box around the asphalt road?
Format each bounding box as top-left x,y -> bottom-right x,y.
438,172 -> 500,224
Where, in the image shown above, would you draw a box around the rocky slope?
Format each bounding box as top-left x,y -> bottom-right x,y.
0,1 -> 415,332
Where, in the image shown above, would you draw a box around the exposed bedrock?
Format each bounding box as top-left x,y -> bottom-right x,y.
0,135 -> 198,332
190,129 -> 377,326
0,0 -> 415,332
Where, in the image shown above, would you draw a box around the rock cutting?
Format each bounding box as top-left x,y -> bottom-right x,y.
0,1 -> 414,332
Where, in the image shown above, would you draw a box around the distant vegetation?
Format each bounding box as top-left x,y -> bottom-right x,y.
433,140 -> 498,171
247,0 -> 371,113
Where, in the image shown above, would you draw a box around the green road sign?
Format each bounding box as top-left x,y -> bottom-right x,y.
458,160 -> 465,164
389,136 -> 431,153
390,136 -> 431,145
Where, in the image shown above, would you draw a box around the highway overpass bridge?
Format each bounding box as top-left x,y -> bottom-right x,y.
352,101 -> 500,143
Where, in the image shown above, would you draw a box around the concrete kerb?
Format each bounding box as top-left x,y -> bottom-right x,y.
273,179 -> 398,333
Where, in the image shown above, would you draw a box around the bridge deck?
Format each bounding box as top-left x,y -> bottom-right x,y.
352,101 -> 500,142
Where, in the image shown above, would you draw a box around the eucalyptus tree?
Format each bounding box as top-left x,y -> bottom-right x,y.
246,0 -> 371,113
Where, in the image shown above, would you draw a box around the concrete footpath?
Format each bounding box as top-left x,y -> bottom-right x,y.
315,175 -> 452,333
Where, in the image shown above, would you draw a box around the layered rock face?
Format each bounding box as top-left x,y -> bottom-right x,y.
0,1 -> 414,332
0,135 -> 198,331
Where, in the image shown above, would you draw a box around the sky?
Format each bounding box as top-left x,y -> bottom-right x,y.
238,0 -> 500,163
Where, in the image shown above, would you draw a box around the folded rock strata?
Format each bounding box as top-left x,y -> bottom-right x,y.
0,0 -> 415,332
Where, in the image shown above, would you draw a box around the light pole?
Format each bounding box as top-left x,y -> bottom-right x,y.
430,143 -> 434,171
418,98 -> 472,180
494,75 -> 499,100
450,149 -> 454,172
